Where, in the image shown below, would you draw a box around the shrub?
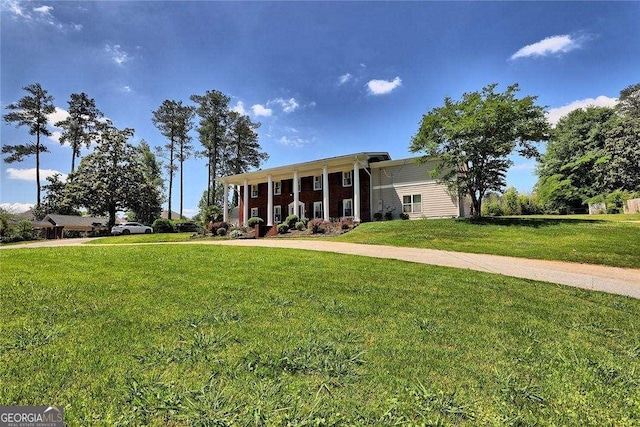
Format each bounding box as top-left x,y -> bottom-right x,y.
209,221 -> 229,234
277,223 -> 289,234
152,218 -> 174,233
247,217 -> 264,227
400,212 -> 410,220
285,214 -> 298,229
309,219 -> 329,234
230,229 -> 243,239
482,201 -> 503,217
216,227 -> 227,236
374,212 -> 383,221
295,221 -> 305,231
384,211 -> 393,221
300,217 -> 309,226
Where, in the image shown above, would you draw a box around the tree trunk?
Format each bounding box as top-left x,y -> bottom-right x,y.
108,203 -> 117,230
36,131 -> 41,206
179,146 -> 184,219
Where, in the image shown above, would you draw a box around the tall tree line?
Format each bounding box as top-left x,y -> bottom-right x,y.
536,82 -> 640,212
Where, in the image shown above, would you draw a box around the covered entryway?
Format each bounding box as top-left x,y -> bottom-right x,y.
288,201 -> 305,218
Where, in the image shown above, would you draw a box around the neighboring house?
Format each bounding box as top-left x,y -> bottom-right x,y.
161,210 -> 189,221
216,152 -> 467,227
35,214 -> 110,239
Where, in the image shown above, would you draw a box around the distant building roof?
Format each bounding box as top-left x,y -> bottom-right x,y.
161,210 -> 189,220
44,214 -> 109,231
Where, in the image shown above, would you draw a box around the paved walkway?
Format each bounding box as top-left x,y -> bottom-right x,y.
2,238 -> 639,299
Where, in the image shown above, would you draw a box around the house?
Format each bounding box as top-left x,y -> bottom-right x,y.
161,210 -> 190,221
35,214 -> 110,239
216,152 -> 467,227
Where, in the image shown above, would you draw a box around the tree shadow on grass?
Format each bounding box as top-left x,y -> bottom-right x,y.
456,217 -> 606,228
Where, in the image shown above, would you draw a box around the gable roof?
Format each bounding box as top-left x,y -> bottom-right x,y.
44,214 -> 109,230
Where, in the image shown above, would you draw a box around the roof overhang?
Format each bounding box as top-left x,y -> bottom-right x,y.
217,152 -> 390,185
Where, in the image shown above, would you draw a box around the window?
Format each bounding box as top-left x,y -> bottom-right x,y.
402,194 -> 422,213
342,171 -> 352,187
314,175 -> 322,190
251,184 -> 258,198
250,207 -> 259,218
343,199 -> 353,217
313,201 -> 323,219
273,205 -> 282,223
274,181 -> 281,195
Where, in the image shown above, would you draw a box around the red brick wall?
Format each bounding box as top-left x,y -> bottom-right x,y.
239,170 -> 371,222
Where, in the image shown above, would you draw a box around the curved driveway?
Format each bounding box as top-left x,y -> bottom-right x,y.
2,238 -> 640,299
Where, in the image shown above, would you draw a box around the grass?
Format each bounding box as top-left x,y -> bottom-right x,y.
2,245 -> 639,425
86,232 -> 204,244
334,216 -> 640,268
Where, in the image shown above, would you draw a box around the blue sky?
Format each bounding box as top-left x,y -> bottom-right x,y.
2,1 -> 639,217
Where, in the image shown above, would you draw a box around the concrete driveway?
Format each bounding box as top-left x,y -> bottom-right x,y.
2,237 -> 639,299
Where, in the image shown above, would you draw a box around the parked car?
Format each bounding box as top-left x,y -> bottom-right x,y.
111,222 -> 153,235
174,222 -> 199,232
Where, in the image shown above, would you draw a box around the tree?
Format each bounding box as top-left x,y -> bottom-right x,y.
152,100 -> 194,220
129,140 -> 164,225
602,114 -> 640,193
2,83 -> 56,206
617,82 -> 640,119
536,107 -> 615,212
40,173 -> 78,217
65,121 -> 144,229
410,83 -> 550,217
55,92 -> 103,174
190,90 -> 230,207
225,111 -> 269,205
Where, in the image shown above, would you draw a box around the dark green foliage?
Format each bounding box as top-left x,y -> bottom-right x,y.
277,223 -> 289,234
247,217 -> 264,227
374,212 -> 383,221
216,227 -> 227,237
295,221 -> 305,231
400,212 -> 410,220
411,83 -> 550,217
384,211 -> 393,221
285,214 -> 298,229
152,218 -> 174,233
2,83 -> 56,206
55,92 -> 103,173
130,141 -> 163,225
0,209 -> 36,243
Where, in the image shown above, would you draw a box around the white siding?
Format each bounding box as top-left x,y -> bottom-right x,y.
371,159 -> 463,219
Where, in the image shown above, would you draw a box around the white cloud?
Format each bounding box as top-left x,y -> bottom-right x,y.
251,104 -> 272,117
510,35 -> 583,60
122,85 -> 132,93
7,168 -> 67,183
0,202 -> 34,214
269,97 -> 299,113
105,44 -> 131,66
33,5 -> 53,16
231,101 -> 248,115
2,0 -> 30,19
45,107 -> 69,144
2,1 -> 78,30
546,96 -> 618,126
367,77 -> 402,95
339,73 -> 352,85
279,136 -> 308,148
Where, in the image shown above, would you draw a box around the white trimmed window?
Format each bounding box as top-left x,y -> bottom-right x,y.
274,181 -> 281,195
313,201 -> 323,218
250,207 -> 259,218
402,194 -> 422,213
251,184 -> 258,198
343,199 -> 353,217
342,171 -> 352,187
274,205 -> 282,223
314,175 -> 322,190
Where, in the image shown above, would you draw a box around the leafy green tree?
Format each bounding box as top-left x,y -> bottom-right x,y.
225,111 -> 269,205
602,115 -> 640,193
536,107 -> 615,211
190,90 -> 230,207
65,121 -> 144,229
617,82 -> 640,118
129,140 -> 164,225
410,83 -> 550,217
501,187 -> 522,216
41,173 -> 78,217
2,83 -> 56,206
55,92 -> 103,173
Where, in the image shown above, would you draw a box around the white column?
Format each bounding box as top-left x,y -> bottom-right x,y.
267,175 -> 273,226
243,179 -> 249,227
353,162 -> 361,222
293,170 -> 299,218
223,181 -> 229,223
322,165 -> 330,221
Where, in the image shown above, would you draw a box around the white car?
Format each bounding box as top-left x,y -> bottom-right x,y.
111,222 -> 153,235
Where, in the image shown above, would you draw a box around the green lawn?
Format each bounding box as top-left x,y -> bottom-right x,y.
86,232 -> 203,244
334,216 -> 640,268
2,245 -> 639,425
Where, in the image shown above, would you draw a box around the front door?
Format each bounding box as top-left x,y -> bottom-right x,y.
288,201 -> 305,218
